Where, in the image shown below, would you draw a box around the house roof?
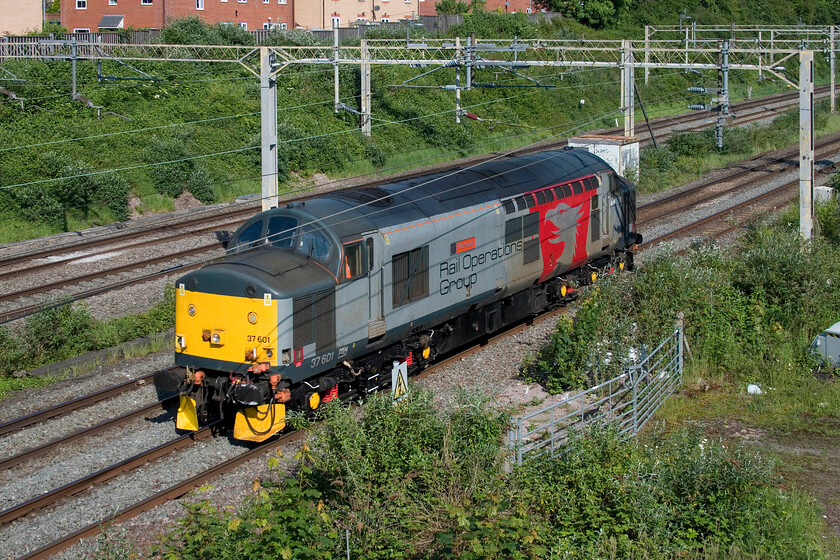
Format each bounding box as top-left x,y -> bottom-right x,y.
97,15 -> 124,29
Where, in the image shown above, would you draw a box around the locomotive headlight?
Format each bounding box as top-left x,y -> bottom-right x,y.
248,312 -> 258,324
187,305 -> 196,317
211,330 -> 225,345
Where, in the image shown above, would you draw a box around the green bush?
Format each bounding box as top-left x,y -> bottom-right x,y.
156,486 -> 340,560
21,301 -> 96,365
519,427 -> 823,557
0,286 -> 176,378
149,401 -> 823,560
524,282 -> 634,392
143,135 -> 215,203
158,17 -> 255,46
817,183 -> 840,243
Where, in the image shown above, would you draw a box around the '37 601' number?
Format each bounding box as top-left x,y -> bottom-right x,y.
310,350 -> 335,368
247,335 -> 270,344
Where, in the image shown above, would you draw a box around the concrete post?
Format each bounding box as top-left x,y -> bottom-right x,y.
70,39 -> 77,99
334,27 -> 340,113
260,47 -> 279,211
644,25 -> 650,85
621,40 -> 634,138
830,26 -> 836,112
455,36 -> 461,124
800,50 -> 814,239
361,39 -> 371,136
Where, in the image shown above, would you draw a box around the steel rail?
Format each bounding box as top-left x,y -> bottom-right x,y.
15,426 -> 304,560
0,218 -> 247,283
638,132 -> 840,225
0,205 -> 256,269
0,370 -> 171,437
0,424 -> 216,526
0,395 -> 176,472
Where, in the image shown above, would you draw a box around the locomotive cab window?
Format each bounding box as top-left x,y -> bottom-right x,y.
233,220 -> 264,250
267,216 -> 297,248
342,241 -> 366,281
297,225 -> 331,263
392,246 -> 429,308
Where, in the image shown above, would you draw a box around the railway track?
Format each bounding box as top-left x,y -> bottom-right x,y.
0,86 -> 830,325
0,306 -> 564,560
0,87 -> 836,559
641,170 -> 822,250
637,130 -> 840,227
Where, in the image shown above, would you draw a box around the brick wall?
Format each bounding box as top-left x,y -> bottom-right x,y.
61,0 -> 294,33
0,0 -> 42,35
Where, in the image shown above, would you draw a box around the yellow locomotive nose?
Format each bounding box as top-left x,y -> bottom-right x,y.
175,288 -> 278,368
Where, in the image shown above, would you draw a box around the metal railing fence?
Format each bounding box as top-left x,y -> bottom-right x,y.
508,323 -> 683,465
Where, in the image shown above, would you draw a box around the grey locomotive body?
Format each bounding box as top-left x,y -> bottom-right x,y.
174,148 -> 640,440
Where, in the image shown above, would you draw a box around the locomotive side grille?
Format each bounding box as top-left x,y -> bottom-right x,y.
524,238 -> 540,264
314,289 -> 336,350
392,246 -> 429,308
505,218 -> 522,244
293,289 -> 336,351
293,294 -> 314,349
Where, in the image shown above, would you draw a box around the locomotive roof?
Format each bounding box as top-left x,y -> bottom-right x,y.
315,148 -> 615,239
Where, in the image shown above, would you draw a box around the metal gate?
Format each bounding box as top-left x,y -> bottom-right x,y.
508,323 -> 683,465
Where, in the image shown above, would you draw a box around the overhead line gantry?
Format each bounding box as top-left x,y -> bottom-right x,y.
1,35 -> 830,236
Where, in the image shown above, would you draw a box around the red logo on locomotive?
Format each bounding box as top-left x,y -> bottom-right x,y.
529,178 -> 596,283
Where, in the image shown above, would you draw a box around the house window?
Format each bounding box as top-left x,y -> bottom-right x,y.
331,16 -> 340,27
74,27 -> 90,32
109,0 -> 117,5
263,0 -> 269,4
278,0 -> 286,4
263,22 -> 271,28
76,0 -> 86,8
392,246 -> 429,308
280,22 -> 287,29
238,21 -> 247,28
238,0 -> 246,3
380,16 -> 389,21
141,0 -> 152,5
196,0 -> 204,9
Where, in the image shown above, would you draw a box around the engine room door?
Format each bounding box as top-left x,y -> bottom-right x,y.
336,237 -> 372,347
366,233 -> 386,340
600,173 -> 615,248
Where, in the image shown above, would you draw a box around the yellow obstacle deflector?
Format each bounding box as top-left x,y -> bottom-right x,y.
234,404 -> 286,442
176,395 -> 199,432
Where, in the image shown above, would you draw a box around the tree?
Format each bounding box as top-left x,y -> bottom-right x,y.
535,0 -> 628,28
436,0 -> 470,15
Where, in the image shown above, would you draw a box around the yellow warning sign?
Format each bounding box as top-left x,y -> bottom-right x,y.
391,360 -> 408,403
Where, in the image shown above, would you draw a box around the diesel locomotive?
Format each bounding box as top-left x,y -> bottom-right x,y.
174,148 -> 641,441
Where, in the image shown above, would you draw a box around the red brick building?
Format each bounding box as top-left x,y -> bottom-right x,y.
61,0 -> 294,33
418,0 -> 537,16
60,0 -> 539,34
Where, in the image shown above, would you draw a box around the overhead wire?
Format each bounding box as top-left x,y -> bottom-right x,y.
2,79 -> 591,190
1,98 -> 622,229
0,107 -> 624,326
